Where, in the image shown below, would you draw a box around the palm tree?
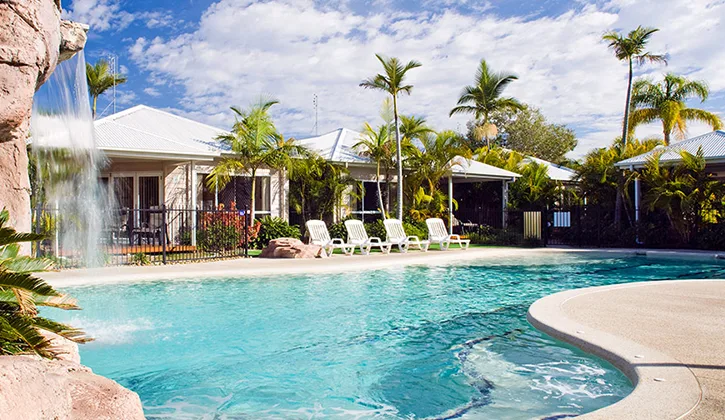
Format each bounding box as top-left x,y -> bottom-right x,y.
360,54 -> 422,219
629,73 -> 723,145
86,59 -> 128,119
207,99 -> 305,221
602,26 -> 667,146
405,130 -> 471,221
0,209 -> 89,357
400,115 -> 434,143
354,123 -> 393,218
477,146 -> 524,173
449,59 -> 524,150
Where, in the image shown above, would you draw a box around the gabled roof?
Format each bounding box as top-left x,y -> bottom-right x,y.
497,148 -> 576,182
296,128 -> 369,164
94,105 -> 227,160
525,155 -> 577,182
449,157 -> 520,180
616,131 -> 725,168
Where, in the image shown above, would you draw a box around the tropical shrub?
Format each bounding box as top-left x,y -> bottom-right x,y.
641,147 -> 725,244
327,220 -> 349,242
251,216 -> 301,249
289,154 -> 356,223
467,225 -> 496,244
197,210 -> 260,252
0,209 -> 89,357
131,252 -> 151,266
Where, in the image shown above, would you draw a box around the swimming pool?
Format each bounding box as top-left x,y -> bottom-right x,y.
47,253 -> 725,419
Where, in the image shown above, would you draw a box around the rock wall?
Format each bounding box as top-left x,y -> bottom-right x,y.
0,0 -> 86,234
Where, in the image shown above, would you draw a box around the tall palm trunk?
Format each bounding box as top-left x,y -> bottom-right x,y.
615,59 -> 634,228
664,129 -> 671,146
376,162 -> 386,219
621,59 -> 634,146
92,95 -> 98,119
393,95 -> 403,220
614,173 -> 624,228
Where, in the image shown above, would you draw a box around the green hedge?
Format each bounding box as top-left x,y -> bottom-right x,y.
251,216 -> 301,249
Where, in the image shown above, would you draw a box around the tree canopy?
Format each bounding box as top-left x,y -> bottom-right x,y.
469,105 -> 577,163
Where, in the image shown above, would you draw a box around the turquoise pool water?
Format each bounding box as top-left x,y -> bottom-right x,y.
48,253 -> 725,419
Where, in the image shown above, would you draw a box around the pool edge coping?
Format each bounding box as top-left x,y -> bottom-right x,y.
527,280 -> 709,420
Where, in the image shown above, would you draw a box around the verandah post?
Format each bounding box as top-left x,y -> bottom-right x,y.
161,204 -> 167,265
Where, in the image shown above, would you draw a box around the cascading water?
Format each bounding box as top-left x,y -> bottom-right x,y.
31,51 -> 111,267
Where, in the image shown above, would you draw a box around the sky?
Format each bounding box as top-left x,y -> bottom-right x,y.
64,0 -> 725,158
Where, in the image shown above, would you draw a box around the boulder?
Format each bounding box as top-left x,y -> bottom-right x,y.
260,238 -> 326,258
0,356 -> 145,420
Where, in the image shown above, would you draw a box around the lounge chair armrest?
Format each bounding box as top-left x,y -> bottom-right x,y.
330,238 -> 346,245
368,237 -> 383,244
406,235 -> 420,242
449,234 -> 462,241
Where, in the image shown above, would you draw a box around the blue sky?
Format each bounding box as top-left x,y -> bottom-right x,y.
65,0 -> 725,157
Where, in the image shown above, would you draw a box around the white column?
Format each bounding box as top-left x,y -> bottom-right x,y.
502,180 -> 510,228
448,175 -> 454,235
634,176 -> 641,223
190,161 -> 197,246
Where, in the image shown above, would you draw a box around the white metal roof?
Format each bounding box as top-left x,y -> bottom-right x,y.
298,129 -> 521,180
94,105 -> 227,160
616,131 -> 725,168
525,155 -> 577,181
296,128 -> 370,164
496,148 -> 576,181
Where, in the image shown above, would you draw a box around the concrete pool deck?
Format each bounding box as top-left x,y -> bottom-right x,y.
529,280 -> 725,419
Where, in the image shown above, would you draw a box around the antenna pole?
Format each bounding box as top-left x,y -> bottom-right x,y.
313,94 -> 318,136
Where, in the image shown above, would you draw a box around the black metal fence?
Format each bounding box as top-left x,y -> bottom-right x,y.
33,206 -> 256,268
457,204 -> 725,251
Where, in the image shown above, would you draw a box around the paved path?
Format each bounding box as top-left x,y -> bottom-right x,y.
529,280 -> 725,419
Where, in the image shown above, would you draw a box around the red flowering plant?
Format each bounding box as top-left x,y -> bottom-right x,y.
197,201 -> 260,252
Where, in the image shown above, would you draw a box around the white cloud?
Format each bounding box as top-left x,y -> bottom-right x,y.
114,90 -> 137,105
64,0 -> 134,31
144,87 -> 161,97
128,0 -> 725,157
65,0 -> 174,32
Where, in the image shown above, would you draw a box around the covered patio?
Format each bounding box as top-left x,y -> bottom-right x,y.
446,157 -> 521,234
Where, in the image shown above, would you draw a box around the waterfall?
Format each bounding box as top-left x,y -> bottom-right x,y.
31,51 -> 111,267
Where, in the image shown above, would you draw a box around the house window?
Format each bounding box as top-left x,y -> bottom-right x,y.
201,175 -> 271,216
113,177 -> 133,209
351,181 -> 384,221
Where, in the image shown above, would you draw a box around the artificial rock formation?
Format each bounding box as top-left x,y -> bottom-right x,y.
0,356 -> 145,420
0,331 -> 144,419
0,0 -> 87,233
260,238 -> 326,258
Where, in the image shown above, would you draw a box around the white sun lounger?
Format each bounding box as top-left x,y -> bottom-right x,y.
344,219 -> 391,255
383,219 -> 430,253
306,220 -> 354,257
426,218 -> 470,250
